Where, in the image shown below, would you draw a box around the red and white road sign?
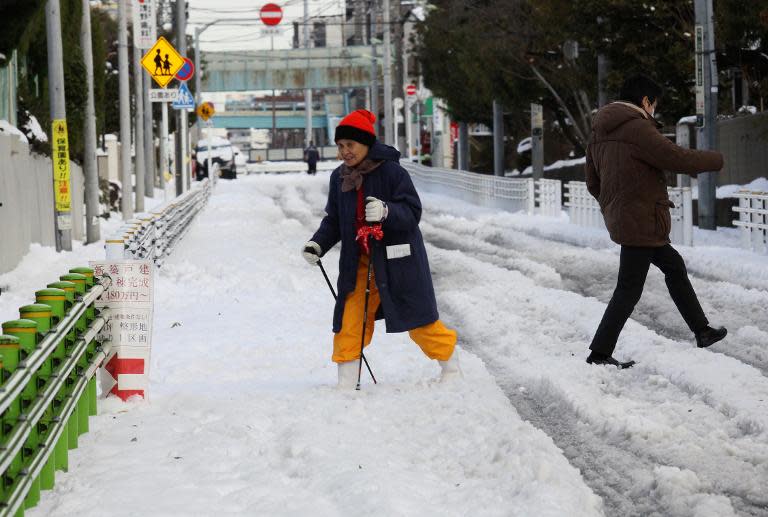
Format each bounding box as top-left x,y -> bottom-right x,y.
406,84 -> 417,97
260,3 -> 283,26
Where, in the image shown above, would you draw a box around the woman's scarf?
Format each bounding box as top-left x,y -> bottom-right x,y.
340,159 -> 384,192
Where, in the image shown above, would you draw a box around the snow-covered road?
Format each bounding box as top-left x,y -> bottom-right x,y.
24,174 -> 603,516
12,171 -> 767,516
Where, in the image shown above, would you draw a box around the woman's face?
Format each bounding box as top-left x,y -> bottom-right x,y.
337,139 -> 369,167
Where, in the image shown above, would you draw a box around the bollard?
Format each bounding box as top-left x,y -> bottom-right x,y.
105,237 -> 126,260
68,267 -> 94,289
18,305 -> 52,337
34,289 -> 67,327
46,282 -> 84,337
59,274 -> 87,297
1,320 -> 41,509
0,334 -> 23,503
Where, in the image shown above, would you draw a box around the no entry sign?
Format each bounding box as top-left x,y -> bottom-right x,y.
406,84 -> 417,97
260,3 -> 283,26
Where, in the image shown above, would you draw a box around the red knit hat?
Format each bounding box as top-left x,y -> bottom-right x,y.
334,109 -> 377,147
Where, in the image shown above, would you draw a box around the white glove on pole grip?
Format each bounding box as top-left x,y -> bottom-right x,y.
365,197 -> 388,222
302,241 -> 322,265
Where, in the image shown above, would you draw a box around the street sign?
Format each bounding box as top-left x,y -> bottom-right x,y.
261,27 -> 281,37
132,0 -> 157,49
141,36 -> 184,88
52,120 -> 71,215
406,84 -> 417,97
149,88 -> 179,103
176,57 -> 195,82
172,83 -> 195,110
260,3 -> 283,26
196,102 -> 215,121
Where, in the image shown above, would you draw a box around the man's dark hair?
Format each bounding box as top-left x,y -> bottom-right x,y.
619,74 -> 663,107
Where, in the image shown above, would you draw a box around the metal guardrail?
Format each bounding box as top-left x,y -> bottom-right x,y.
404,162 -> 695,246
0,270 -> 112,516
402,162 -> 535,214
733,190 -> 768,254
106,179 -> 213,265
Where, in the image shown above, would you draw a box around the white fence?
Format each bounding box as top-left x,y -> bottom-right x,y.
404,162 -> 535,214
403,162 -> 694,247
732,190 -> 768,254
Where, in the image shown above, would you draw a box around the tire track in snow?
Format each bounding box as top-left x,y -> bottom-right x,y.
420,214 -> 768,377
287,180 -> 768,516
427,248 -> 768,516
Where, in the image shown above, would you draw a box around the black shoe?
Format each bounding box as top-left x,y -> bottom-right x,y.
586,351 -> 635,369
695,326 -> 727,348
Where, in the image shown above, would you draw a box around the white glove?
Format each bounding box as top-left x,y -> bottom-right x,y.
365,197 -> 388,222
302,241 -> 322,265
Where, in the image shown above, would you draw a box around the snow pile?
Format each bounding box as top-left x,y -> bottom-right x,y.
22,114 -> 48,143
0,119 -> 28,144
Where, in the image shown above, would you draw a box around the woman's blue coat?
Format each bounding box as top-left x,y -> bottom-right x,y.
311,142 -> 439,333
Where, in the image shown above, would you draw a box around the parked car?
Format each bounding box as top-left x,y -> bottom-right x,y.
195,137 -> 236,180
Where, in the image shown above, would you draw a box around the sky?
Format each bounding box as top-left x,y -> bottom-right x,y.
188,0 -> 345,52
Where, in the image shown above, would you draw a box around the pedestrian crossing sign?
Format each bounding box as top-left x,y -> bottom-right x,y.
141,36 -> 184,88
172,82 -> 195,110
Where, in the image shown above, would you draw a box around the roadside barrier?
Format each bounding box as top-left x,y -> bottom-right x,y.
733,190 -> 768,253
403,163 -> 694,247
106,178 -> 212,264
0,269 -> 111,516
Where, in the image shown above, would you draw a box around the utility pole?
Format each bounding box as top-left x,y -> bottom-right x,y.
80,0 -> 100,242
133,44 -> 146,212
160,101 -> 168,195
457,121 -> 468,170
118,0 -> 133,219
370,3 -> 379,135
531,103 -> 544,180
493,100 -> 504,176
304,0 -> 313,146
596,16 -> 609,107
46,0 -> 71,251
194,26 -> 202,144
144,73 -> 155,198
382,0 -> 393,146
176,0 -> 188,194
695,0 -> 718,230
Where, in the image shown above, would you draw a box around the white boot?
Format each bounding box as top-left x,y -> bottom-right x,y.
438,352 -> 463,382
337,360 -> 359,389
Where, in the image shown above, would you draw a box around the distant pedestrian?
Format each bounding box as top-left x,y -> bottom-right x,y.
301,109 -> 461,387
585,74 -> 727,368
304,141 -> 319,175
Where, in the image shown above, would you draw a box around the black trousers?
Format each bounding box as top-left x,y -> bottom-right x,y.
590,244 -> 709,356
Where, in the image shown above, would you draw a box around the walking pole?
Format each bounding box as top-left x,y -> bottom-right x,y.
356,243 -> 376,391
317,258 -> 377,384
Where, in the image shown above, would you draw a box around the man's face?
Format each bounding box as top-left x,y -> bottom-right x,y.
642,96 -> 658,117
337,139 -> 369,167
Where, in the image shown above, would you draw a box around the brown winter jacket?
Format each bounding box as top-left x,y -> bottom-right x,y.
585,102 -> 723,247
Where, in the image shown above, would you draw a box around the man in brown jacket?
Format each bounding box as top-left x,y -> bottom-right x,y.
585,74 -> 727,368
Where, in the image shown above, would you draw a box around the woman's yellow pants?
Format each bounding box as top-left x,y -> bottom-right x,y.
332,255 -> 457,363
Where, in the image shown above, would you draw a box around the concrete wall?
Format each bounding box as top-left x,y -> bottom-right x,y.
717,112 -> 768,187
0,133 -> 85,274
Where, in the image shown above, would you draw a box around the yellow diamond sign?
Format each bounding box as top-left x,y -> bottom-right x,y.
141,36 -> 184,88
196,102 -> 215,121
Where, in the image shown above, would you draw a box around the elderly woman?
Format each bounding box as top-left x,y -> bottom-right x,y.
302,109 -> 460,388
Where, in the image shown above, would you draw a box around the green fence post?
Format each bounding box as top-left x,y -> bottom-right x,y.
69,267 -> 95,288
18,305 -> 57,492
0,334 -> 23,504
1,320 -> 41,511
